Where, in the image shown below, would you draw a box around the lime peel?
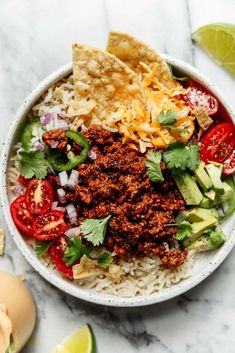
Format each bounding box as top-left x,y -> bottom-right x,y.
192,23 -> 235,76
52,324 -> 96,353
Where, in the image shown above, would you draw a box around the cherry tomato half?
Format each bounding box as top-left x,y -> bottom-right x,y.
200,123 -> 235,165
25,179 -> 53,215
33,210 -> 68,240
182,81 -> 218,116
10,196 -> 35,237
49,240 -> 74,278
223,150 -> 235,175
18,175 -> 30,187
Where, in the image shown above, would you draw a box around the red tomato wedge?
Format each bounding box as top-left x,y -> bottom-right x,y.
49,240 -> 74,278
223,150 -> 235,175
10,196 -> 35,237
182,82 -> 218,116
18,175 -> 30,187
200,123 -> 235,166
25,179 -> 53,215
33,210 -> 68,240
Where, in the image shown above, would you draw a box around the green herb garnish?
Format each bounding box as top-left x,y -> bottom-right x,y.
80,216 -> 112,246
157,110 -> 189,133
163,142 -> 200,174
36,240 -> 54,259
6,334 -> 14,353
145,151 -> 164,183
98,252 -> 113,268
168,219 -> 193,241
18,151 -> 48,179
63,237 -> 91,266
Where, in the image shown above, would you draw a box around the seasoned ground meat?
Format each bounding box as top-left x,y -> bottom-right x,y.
43,128 -> 68,152
65,125 -> 186,269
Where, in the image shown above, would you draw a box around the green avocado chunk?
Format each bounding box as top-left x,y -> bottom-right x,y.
186,207 -> 218,222
194,161 -> 213,191
183,217 -> 217,247
174,173 -> 203,205
205,164 -> 224,195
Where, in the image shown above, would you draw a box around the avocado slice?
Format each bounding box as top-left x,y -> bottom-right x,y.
174,173 -> 203,206
183,217 -> 217,247
194,161 -> 213,191
215,182 -> 233,204
186,207 -> 218,222
200,196 -> 214,209
218,177 -> 235,221
205,164 -> 224,195
204,189 -> 216,201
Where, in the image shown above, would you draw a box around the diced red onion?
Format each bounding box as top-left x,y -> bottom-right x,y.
55,118 -> 69,131
57,188 -> 66,204
52,201 -> 58,210
59,171 -> 69,187
51,141 -> 59,149
34,142 -> 44,152
41,113 -> 53,125
66,204 -> 77,225
68,170 -> 79,189
14,185 -> 26,195
88,150 -> 97,160
65,227 -> 81,237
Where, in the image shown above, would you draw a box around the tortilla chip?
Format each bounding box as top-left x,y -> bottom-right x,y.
70,44 -> 145,121
106,31 -> 178,89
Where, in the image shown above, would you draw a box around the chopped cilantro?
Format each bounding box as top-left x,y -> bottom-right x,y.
18,151 -> 48,179
157,110 -> 189,133
168,64 -> 189,82
80,215 -> 112,246
145,151 -> 164,183
98,252 -> 113,268
36,240 -> 54,259
63,237 -> 91,266
169,219 -> 193,241
163,142 -> 200,173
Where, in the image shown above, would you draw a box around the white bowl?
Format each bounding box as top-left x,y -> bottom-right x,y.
1,55 -> 235,307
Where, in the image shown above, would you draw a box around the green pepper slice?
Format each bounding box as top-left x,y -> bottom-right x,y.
21,120 -> 42,151
47,130 -> 89,172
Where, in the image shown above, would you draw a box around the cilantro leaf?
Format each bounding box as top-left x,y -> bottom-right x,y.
80,215 -> 111,246
145,151 -> 164,183
36,240 -> 54,259
158,110 -> 177,125
168,219 -> 193,241
157,110 -> 189,133
163,142 -> 200,173
6,334 -> 14,353
18,151 -> 48,179
63,237 -> 91,266
98,252 -> 113,268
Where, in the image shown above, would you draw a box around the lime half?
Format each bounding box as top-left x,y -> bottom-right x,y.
52,324 -> 95,353
192,23 -> 235,76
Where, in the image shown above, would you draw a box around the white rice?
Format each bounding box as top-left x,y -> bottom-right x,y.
8,78 -> 196,298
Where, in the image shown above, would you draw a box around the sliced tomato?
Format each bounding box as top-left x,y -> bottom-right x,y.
49,240 -> 73,278
223,150 -> 235,175
10,196 -> 35,237
25,179 -> 53,214
18,175 -> 30,187
33,210 -> 68,240
182,81 -> 218,116
200,123 -> 235,165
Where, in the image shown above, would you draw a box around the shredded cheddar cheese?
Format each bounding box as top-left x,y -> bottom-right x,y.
105,62 -> 195,152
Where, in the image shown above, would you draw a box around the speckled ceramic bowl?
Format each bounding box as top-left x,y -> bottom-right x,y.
1,55 -> 235,307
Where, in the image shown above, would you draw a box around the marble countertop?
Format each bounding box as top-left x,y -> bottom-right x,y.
1,0 -> 235,352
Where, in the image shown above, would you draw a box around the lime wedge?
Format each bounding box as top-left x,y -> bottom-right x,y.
52,324 -> 96,353
192,23 -> 235,76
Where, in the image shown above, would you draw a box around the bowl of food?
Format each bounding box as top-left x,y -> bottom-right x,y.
1,32 -> 235,307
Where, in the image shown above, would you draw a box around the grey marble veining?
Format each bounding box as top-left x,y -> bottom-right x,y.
1,0 -> 235,352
